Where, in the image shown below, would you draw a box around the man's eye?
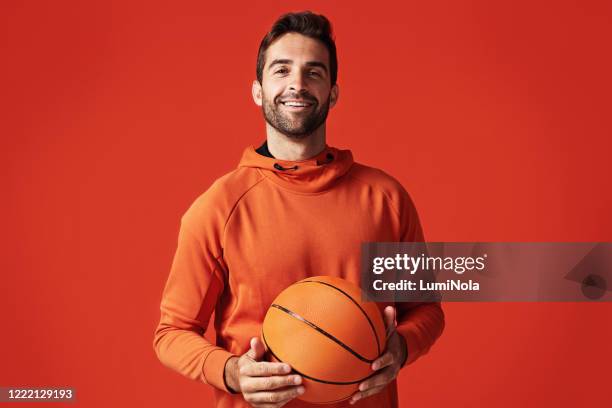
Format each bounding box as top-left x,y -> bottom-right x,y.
309,71 -> 321,77
275,68 -> 288,74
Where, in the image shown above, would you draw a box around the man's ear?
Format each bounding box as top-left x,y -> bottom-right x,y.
330,83 -> 339,108
252,80 -> 263,107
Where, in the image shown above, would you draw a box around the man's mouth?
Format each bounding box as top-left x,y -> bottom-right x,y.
279,100 -> 315,110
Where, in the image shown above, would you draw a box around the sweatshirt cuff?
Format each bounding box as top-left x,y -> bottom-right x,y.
397,331 -> 409,368
202,348 -> 237,393
395,327 -> 418,367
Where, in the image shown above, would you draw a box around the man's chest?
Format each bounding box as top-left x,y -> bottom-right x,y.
221,189 -> 400,304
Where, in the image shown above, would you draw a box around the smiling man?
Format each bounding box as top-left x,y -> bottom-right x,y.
255,31 -> 335,158
154,11 -> 445,408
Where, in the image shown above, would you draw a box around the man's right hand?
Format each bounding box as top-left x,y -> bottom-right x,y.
224,337 -> 305,407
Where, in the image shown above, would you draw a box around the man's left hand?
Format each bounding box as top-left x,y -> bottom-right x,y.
350,306 -> 406,405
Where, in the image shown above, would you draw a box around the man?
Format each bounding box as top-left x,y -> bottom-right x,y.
153,11 -> 444,408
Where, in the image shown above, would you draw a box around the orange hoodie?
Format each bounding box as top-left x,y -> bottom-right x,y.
153,145 -> 445,408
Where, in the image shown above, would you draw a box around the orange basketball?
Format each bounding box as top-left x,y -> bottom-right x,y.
261,276 -> 386,404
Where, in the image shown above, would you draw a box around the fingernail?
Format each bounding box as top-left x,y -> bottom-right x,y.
283,364 -> 291,373
297,386 -> 305,394
372,363 -> 378,370
293,376 -> 302,385
359,384 -> 365,391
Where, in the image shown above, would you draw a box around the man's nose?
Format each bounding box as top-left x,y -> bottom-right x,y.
288,71 -> 307,93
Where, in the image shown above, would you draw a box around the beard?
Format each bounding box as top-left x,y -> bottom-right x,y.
261,91 -> 331,139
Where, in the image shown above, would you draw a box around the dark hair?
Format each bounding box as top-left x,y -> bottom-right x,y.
256,11 -> 338,86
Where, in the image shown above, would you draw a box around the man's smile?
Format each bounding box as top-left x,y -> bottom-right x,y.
279,99 -> 315,111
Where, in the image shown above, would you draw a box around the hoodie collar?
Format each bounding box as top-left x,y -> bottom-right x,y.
238,144 -> 354,193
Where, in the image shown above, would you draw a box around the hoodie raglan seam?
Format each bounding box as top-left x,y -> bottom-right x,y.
221,174 -> 267,249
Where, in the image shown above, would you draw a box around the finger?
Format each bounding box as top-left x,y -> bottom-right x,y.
371,351 -> 395,371
350,385 -> 387,404
240,361 -> 292,377
241,375 -> 302,393
383,306 -> 397,337
246,386 -> 305,404
245,337 -> 266,361
359,367 -> 396,392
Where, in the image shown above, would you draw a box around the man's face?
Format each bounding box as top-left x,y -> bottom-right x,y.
253,32 -> 338,138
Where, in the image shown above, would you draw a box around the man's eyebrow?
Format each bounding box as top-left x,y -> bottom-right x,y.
267,59 -> 329,73
268,59 -> 292,70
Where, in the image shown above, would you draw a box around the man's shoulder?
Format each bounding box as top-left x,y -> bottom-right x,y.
181,166 -> 265,228
348,161 -> 421,223
348,161 -> 411,196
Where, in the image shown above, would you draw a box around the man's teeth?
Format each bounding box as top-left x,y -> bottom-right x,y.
282,102 -> 310,107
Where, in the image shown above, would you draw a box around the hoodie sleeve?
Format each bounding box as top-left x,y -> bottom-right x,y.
152,213 -> 235,393
393,187 -> 445,367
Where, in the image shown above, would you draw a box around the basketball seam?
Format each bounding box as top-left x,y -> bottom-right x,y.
261,329 -> 379,386
270,304 -> 375,364
297,279 -> 382,355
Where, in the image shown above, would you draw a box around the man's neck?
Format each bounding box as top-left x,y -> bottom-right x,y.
265,123 -> 326,161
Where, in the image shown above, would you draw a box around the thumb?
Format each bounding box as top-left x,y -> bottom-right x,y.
383,306 -> 397,338
244,337 -> 266,361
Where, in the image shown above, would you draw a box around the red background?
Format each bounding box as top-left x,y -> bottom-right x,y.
2,0 -> 611,406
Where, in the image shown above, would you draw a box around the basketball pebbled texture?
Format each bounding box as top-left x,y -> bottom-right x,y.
262,276 -> 386,404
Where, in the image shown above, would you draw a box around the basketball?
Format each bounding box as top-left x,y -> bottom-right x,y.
261,276 -> 387,404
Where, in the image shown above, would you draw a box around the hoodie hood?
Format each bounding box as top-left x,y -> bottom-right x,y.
238,144 -> 354,193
